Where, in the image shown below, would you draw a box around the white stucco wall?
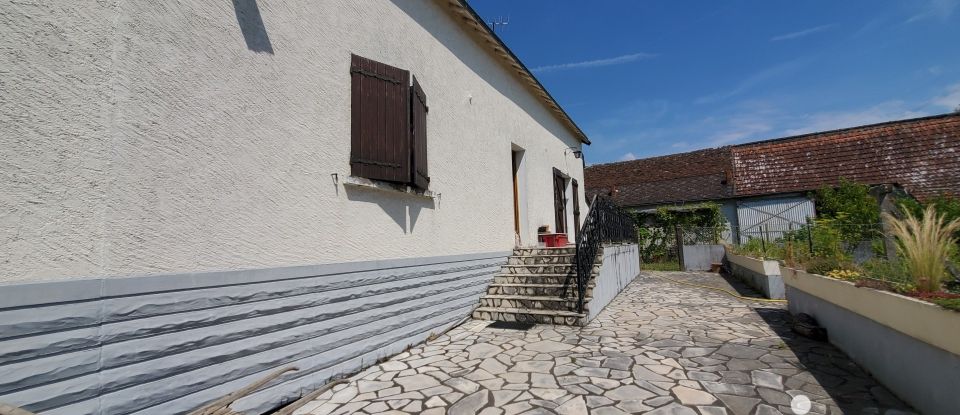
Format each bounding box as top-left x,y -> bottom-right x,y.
0,0 -> 587,282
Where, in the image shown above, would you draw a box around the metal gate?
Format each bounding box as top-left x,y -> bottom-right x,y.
736,197 -> 816,243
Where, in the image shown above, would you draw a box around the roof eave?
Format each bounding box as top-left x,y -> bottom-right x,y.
439,0 -> 591,145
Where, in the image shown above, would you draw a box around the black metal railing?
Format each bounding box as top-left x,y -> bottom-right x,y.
572,195 -> 637,313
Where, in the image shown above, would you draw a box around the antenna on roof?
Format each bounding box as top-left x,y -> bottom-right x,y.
489,15 -> 510,35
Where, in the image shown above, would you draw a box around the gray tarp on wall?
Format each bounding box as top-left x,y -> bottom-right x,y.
0,252 -> 508,415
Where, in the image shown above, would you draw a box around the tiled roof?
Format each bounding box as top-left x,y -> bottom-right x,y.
584,113 -> 960,206
584,147 -> 734,206
732,114 -> 960,201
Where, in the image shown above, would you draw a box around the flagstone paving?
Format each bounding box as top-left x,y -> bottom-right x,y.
295,271 -> 915,415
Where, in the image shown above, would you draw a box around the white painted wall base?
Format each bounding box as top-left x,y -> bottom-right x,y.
0,252 -> 508,415
586,244 -> 640,321
724,251 -> 785,299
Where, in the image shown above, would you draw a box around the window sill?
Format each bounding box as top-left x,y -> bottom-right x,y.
341,175 -> 437,199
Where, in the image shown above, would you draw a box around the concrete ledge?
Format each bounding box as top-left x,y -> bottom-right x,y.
782,267 -> 960,355
786,280 -> 960,415
724,252 -> 784,299
586,244 -> 640,322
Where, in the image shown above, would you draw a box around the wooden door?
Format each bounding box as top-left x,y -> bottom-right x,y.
512,152 -> 521,237
572,179 -> 581,234
553,171 -> 567,234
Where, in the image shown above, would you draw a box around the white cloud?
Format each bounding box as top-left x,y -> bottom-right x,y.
906,0 -> 959,23
619,152 -> 638,161
782,101 -> 928,136
932,83 -> 960,110
708,121 -> 774,146
531,52 -> 656,73
695,58 -> 810,104
770,24 -> 834,42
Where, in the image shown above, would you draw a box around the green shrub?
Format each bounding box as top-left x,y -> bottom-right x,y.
813,179 -> 881,244
804,256 -> 856,276
884,206 -> 960,292
928,298 -> 960,312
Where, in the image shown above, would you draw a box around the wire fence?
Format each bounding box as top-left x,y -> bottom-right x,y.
638,222 -> 896,272
643,221 -> 960,290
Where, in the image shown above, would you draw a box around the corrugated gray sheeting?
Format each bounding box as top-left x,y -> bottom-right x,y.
736,196 -> 815,241
0,251 -> 510,415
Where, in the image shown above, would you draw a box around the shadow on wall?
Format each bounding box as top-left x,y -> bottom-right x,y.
345,186 -> 435,234
388,0 -> 579,149
233,0 -> 274,54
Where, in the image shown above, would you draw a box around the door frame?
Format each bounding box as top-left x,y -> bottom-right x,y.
552,168 -> 569,235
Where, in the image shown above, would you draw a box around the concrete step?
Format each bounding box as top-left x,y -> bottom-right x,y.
514,247 -> 577,256
479,294 -> 589,311
506,254 -> 575,265
493,272 -> 599,285
500,264 -> 598,274
487,283 -> 593,297
472,306 -> 586,326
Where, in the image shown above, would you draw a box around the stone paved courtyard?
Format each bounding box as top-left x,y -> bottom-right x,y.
294,272 -> 915,415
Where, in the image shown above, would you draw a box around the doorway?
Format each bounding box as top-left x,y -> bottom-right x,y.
553,169 -> 568,235
572,179 -> 581,235
511,148 -> 526,245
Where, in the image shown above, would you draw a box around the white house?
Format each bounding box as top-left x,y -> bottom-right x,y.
0,0 -> 593,413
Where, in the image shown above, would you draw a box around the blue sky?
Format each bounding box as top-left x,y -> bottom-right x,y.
469,0 -> 960,164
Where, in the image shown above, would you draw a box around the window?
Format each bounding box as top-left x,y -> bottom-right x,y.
350,54 -> 429,189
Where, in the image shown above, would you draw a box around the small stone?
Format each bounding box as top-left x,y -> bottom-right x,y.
716,394 -> 760,415
448,390 -> 489,415
751,370 -> 784,390
380,361 -> 408,371
480,358 -> 507,374
493,389 -> 521,406
514,360 -> 554,373
467,343 -> 503,360
444,377 -> 480,394
586,395 -> 613,408
363,401 -> 388,412
329,386 -> 358,404
530,388 -> 567,401
525,340 -> 574,353
645,403 -> 698,415
671,385 -> 716,405
425,396 -> 446,407
555,395 -> 588,415
395,373 -> 441,391
696,406 -> 729,415
755,404 -> 784,415
605,385 -> 655,401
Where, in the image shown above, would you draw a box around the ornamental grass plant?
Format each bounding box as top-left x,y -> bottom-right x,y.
883,206 -> 960,292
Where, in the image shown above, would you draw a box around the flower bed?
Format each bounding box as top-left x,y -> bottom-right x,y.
783,267 -> 960,415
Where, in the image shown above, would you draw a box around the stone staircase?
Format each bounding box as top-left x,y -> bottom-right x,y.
471,246 -> 601,326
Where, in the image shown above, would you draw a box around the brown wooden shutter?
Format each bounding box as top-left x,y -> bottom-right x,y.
410,75 -> 429,189
350,54 -> 411,183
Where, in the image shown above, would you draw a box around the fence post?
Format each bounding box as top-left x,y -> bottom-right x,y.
806,217 -> 814,254
674,225 -> 684,271
760,225 -> 767,253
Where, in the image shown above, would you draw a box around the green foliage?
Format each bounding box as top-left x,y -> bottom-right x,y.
733,237 -> 784,259
636,227 -> 674,264
899,193 -> 960,240
807,219 -> 848,260
929,297 -> 960,311
813,179 -> 881,245
804,256 -> 856,276
641,262 -> 682,271
636,202 -> 727,267
635,202 -> 725,229
884,206 -> 960,292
